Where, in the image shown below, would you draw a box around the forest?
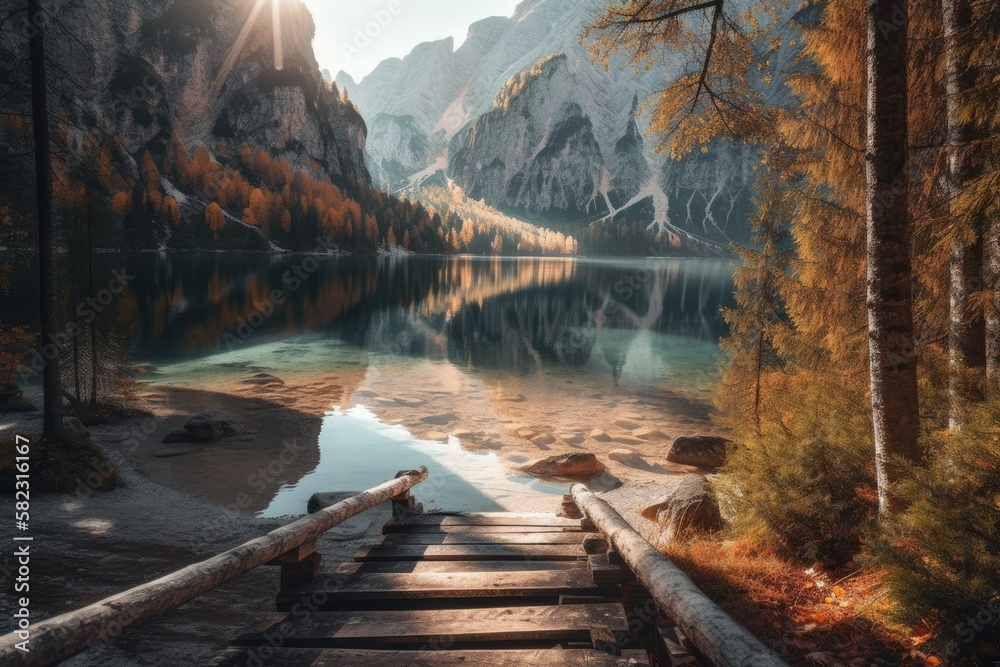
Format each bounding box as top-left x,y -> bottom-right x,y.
586,0 -> 999,661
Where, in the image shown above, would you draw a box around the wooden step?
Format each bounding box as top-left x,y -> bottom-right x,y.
237,603 -> 631,649
389,513 -> 584,528
356,543 -> 588,562
277,569 -> 610,610
213,648 -> 651,667
381,532 -> 592,546
337,559 -> 588,576
385,524 -> 592,534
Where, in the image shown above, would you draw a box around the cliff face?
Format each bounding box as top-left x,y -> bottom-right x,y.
337,0 -> 807,248
2,0 -> 369,192
449,56 -> 609,220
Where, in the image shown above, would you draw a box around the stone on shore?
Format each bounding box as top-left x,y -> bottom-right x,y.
162,411 -> 243,444
522,452 -> 606,480
641,474 -> 723,545
666,435 -> 735,469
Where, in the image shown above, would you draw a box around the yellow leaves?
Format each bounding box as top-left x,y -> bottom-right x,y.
925,656 -> 942,666
832,586 -> 847,597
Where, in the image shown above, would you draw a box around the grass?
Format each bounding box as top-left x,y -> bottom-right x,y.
664,536 -> 928,666
0,432 -> 122,494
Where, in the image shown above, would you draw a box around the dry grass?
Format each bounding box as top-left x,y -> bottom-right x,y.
664,536 -> 933,666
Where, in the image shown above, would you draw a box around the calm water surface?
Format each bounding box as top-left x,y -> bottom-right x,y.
4,253 -> 736,514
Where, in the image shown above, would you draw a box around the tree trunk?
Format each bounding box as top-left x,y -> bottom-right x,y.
944,0 -> 985,430
28,0 -> 63,443
87,201 -> 98,406
865,0 -> 921,516
988,217 -> 1000,386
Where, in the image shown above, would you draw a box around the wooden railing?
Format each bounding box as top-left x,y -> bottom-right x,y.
572,483 -> 789,667
0,467 -> 428,667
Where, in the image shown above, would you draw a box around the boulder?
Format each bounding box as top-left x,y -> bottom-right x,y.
614,419 -> 641,430
632,427 -> 667,441
522,452 -> 606,480
184,412 -> 243,441
641,474 -> 723,545
62,417 -> 92,446
666,435 -> 735,469
163,412 -> 243,444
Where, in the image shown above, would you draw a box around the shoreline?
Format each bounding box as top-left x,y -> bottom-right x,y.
0,360 -> 715,664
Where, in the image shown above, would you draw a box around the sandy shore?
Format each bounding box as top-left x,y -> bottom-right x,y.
0,359 -> 718,664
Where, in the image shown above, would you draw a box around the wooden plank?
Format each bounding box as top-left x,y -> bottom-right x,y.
277,569 -> 607,608
0,468 -> 431,667
356,543 -> 587,562
385,524 -> 592,534
572,484 -> 789,667
336,560 -> 587,576
237,603 -> 631,648
391,513 -> 584,528
212,648 -> 651,667
381,532 -> 591,546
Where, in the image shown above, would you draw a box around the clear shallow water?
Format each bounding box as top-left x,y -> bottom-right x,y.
2,254 -> 736,513
263,406 -> 568,518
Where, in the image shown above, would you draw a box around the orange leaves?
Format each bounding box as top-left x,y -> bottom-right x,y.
0,323 -> 35,387
112,192 -> 133,219
205,202 -> 226,236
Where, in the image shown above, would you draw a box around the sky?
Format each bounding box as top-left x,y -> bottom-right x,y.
302,0 -> 523,83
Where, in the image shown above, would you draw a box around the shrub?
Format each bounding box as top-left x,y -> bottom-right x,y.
0,434 -> 121,494
714,374 -> 879,564
868,397 -> 1000,660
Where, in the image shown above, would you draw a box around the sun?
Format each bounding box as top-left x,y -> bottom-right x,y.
211,0 -> 286,96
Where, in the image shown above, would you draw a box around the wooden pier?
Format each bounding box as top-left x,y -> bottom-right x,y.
0,468 -> 788,667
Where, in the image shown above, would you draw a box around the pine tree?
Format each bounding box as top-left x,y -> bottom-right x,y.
718,178 -> 793,432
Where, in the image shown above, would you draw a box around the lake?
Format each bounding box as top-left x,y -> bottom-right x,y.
3,253 -> 736,514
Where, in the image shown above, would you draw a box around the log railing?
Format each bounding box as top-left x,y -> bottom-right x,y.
0,467 -> 429,667
572,483 -> 789,667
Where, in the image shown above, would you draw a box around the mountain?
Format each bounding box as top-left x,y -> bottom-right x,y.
337,0 -> 768,249
0,0 -> 370,249
336,0 -> 816,253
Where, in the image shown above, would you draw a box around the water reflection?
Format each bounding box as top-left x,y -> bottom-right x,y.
126,254 -> 735,385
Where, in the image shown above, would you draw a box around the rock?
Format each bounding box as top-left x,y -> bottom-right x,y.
531,434 -> 556,446
641,474 -> 724,545
184,412 -> 243,442
522,452 -> 606,480
61,417 -> 91,446
394,396 -> 427,408
590,429 -> 612,442
308,492 -> 379,540
163,412 -> 243,444
307,491 -> 361,514
632,427 -> 667,441
666,435 -> 736,468
516,427 -> 539,440
608,449 -> 641,464
421,413 -> 457,426
242,373 -> 284,386
162,429 -> 192,445
614,419 -> 640,430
